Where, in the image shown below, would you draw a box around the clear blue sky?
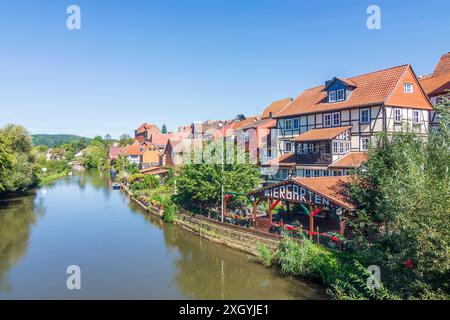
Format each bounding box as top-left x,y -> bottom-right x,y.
0,0 -> 448,138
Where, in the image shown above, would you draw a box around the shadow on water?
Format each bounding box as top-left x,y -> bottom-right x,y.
0,192 -> 46,293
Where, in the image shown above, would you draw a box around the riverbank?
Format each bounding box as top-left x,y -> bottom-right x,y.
123,185 -> 280,255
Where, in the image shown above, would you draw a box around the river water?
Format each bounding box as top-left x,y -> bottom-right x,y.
0,170 -> 325,299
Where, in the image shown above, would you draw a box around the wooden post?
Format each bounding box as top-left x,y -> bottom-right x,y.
268,199 -> 273,227
309,205 -> 314,238
316,226 -> 320,244
339,218 -> 346,237
223,196 -> 226,218
252,199 -> 257,228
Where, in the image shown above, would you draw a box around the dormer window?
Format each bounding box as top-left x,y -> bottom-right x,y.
328,91 -> 336,103
404,83 -> 413,93
336,89 -> 345,101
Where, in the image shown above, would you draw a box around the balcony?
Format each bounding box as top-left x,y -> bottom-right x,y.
295,153 -> 332,165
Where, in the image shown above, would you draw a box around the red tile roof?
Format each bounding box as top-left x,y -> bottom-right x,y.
329,152 -> 368,168
276,65 -> 432,118
124,143 -> 145,156
140,166 -> 168,175
262,152 -> 296,168
135,123 -> 160,133
293,126 -> 352,142
261,98 -> 293,119
291,176 -> 356,210
250,176 -> 356,210
239,118 -> 276,130
108,146 -> 123,160
150,133 -> 171,148
432,52 -> 450,76
419,73 -> 450,97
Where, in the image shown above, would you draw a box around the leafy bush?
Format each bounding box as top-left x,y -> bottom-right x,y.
255,243 -> 274,267
163,203 -> 176,223
130,174 -> 160,192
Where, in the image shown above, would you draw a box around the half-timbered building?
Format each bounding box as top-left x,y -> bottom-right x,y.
263,64 -> 433,182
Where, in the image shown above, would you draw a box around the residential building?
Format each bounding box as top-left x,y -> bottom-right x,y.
134,123 -> 161,142
419,52 -> 450,128
264,64 -> 433,182
238,98 -> 293,165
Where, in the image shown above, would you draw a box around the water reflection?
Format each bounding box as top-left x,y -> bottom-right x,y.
0,193 -> 45,292
0,171 -> 325,299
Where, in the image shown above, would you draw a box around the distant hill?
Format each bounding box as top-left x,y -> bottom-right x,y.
32,134 -> 90,147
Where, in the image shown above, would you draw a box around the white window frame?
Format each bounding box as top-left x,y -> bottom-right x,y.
328,91 -> 336,103
332,113 -> 340,126
413,110 -> 420,124
324,113 -> 332,127
394,108 -> 402,123
404,83 -> 413,93
360,108 -> 370,124
336,89 -> 345,101
361,137 -> 370,151
285,119 -> 292,130
285,142 -> 292,152
332,141 -> 338,154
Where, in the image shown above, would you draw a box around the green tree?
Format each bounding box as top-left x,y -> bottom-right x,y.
174,140 -> 260,209
119,134 -> 134,147
348,97 -> 450,299
0,124 -> 39,193
0,135 -> 13,191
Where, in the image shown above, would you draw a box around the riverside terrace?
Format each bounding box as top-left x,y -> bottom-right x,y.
214,176 -> 357,249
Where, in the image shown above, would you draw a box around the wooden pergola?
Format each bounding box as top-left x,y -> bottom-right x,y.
248,176 -> 357,236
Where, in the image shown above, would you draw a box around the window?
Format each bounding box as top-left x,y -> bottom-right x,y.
361,138 -> 370,151
333,113 -> 340,126
293,118 -> 299,129
328,91 -> 336,103
404,83 -> 413,93
324,113 -> 332,127
305,169 -> 311,178
285,142 -> 292,152
339,142 -> 344,154
394,108 -> 401,123
413,110 -> 420,124
360,108 -> 370,123
332,141 -> 338,154
285,119 -> 292,130
336,89 -> 345,101
333,170 -> 342,176
314,170 -> 321,177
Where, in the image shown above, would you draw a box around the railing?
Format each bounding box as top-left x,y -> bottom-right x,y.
295,153 -> 332,165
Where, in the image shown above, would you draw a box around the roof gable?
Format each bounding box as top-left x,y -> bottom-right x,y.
385,65 -> 433,110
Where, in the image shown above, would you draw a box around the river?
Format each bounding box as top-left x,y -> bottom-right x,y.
0,170 -> 325,299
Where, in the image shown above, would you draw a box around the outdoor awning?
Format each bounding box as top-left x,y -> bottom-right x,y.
292,126 -> 352,142
249,176 -> 356,210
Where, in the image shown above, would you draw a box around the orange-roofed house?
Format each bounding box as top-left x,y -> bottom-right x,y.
238,98 -> 293,166
264,64 -> 432,182
134,123 -> 161,142
419,52 -> 450,129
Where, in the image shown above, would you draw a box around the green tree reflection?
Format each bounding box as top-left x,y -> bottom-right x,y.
0,193 -> 45,292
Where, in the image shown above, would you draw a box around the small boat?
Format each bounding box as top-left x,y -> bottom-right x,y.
112,182 -> 121,189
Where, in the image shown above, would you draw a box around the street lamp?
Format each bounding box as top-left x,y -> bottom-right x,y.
218,122 -> 225,222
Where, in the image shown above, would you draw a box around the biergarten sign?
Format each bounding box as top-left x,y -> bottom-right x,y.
261,183 -> 330,206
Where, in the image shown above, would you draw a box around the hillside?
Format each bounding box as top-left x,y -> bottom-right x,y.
32,134 -> 90,147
